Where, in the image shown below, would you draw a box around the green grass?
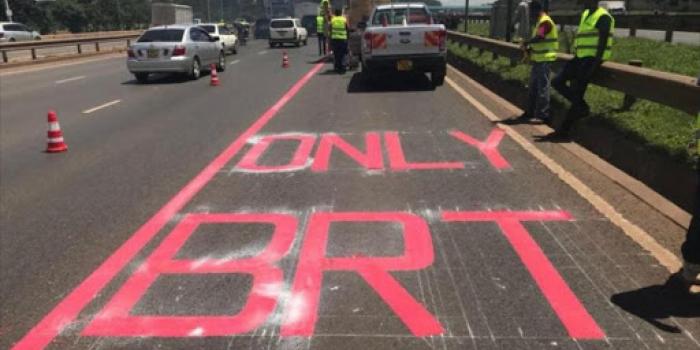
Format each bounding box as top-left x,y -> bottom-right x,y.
448,41 -> 697,166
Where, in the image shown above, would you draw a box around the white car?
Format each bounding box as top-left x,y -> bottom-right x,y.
0,22 -> 41,42
199,23 -> 239,54
269,18 -> 308,48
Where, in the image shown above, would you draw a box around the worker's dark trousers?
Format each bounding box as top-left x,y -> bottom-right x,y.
682,170 -> 700,264
318,34 -> 327,55
552,57 -> 597,131
331,39 -> 347,73
527,62 -> 551,120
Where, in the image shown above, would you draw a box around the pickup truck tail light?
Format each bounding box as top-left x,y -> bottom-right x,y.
0,33 -> 4,39
127,48 -> 135,58
364,32 -> 373,53
438,29 -> 446,51
172,45 -> 186,56
365,32 -> 387,53
425,30 -> 447,51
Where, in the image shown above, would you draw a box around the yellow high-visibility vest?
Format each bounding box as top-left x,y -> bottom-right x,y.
316,15 -> 325,34
574,7 -> 615,60
330,16 -> 347,40
529,13 -> 559,62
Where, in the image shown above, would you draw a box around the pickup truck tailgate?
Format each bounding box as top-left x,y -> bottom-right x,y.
366,25 -> 445,57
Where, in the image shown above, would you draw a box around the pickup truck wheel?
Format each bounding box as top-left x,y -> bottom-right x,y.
134,73 -> 149,84
232,43 -> 238,54
295,40 -> 301,47
303,38 -> 308,45
431,71 -> 445,87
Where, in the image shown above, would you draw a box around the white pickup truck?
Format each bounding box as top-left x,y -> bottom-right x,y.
360,3 -> 447,86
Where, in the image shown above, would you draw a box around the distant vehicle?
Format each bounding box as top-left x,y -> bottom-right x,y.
269,18 -> 308,48
0,22 -> 41,42
127,25 -> 225,83
151,3 -> 194,26
360,3 -> 447,87
301,15 -> 317,36
199,23 -> 239,54
599,1 -> 626,15
255,18 -> 271,39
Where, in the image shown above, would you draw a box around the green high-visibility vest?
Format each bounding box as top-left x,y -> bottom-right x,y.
331,16 -> 347,40
317,15 -> 325,33
530,13 -> 559,62
574,7 -> 615,60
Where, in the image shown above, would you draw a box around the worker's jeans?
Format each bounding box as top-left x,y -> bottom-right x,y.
318,34 -> 327,55
331,39 -> 347,73
527,62 -> 551,120
552,57 -> 597,131
682,169 -> 700,264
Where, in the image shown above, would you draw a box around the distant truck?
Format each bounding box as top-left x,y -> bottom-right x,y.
599,1 -> 627,14
151,3 -> 194,26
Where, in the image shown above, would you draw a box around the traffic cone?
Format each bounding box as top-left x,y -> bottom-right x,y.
210,64 -> 220,86
46,110 -> 67,153
282,51 -> 289,68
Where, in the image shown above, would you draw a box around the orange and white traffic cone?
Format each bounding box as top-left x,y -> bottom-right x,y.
46,110 -> 67,153
210,64 -> 220,86
282,51 -> 289,68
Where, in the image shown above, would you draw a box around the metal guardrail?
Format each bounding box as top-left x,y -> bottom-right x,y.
465,13 -> 700,42
0,34 -> 141,64
447,31 -> 700,115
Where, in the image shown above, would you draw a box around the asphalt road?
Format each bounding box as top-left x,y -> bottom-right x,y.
1,39 -> 699,350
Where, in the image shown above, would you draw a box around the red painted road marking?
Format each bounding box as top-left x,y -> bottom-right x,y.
82,213 -> 297,337
442,210 -> 606,340
236,134 -> 317,172
11,63 -> 325,350
384,132 -> 465,170
281,212 -> 444,337
311,132 -> 384,172
450,128 -> 511,170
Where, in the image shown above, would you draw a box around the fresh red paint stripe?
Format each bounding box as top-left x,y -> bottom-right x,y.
442,210 -> 605,340
11,63 -> 325,350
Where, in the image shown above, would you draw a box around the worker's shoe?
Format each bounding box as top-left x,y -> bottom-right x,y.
502,112 -> 532,125
682,262 -> 700,285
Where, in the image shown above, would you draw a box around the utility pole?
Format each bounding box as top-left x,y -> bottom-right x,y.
3,0 -> 12,22
505,0 -> 513,42
220,0 -> 224,22
207,0 -> 211,22
463,0 -> 469,32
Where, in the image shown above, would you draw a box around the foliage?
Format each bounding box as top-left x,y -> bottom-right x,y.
2,0 -> 150,33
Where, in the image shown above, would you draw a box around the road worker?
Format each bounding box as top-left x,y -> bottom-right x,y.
317,13 -> 327,56
679,74 -> 700,292
330,8 -> 349,74
509,0 -> 557,124
551,0 -> 614,137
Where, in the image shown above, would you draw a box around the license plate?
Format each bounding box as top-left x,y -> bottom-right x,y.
396,60 -> 413,71
147,48 -> 159,59
277,31 -> 287,36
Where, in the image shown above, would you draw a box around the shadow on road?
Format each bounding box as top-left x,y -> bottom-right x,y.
611,274 -> 700,333
347,72 -> 434,93
121,73 -> 207,85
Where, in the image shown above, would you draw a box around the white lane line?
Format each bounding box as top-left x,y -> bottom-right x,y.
82,99 -> 122,114
258,50 -> 268,55
446,76 -> 682,273
55,75 -> 86,84
230,59 -> 241,65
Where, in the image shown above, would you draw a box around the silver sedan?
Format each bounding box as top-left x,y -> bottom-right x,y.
127,25 -> 225,83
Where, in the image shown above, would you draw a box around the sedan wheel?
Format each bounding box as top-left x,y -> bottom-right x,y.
190,58 -> 201,80
217,52 -> 226,72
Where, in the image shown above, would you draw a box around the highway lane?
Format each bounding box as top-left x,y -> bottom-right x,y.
1,39 -> 321,349
2,39 -> 700,349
